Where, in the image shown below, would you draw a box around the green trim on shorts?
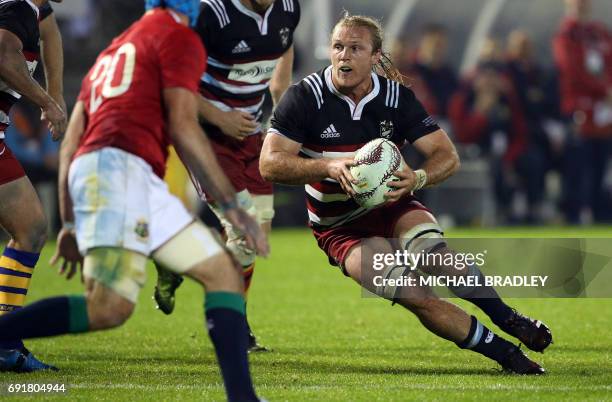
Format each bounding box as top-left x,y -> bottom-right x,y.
204,292 -> 245,315
68,295 -> 89,333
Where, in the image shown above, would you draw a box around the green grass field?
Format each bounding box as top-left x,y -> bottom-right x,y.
2,227 -> 612,401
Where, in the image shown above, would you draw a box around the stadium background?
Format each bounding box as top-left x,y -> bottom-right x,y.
3,1 -> 612,400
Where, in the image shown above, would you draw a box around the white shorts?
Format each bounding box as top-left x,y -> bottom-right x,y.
69,147 -> 195,256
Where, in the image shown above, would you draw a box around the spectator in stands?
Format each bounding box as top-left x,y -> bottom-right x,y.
408,24 -> 458,121
553,0 -> 612,223
390,37 -> 413,78
504,30 -> 564,222
449,62 -> 540,223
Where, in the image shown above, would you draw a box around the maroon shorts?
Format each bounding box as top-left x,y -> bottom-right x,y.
312,195 -> 431,270
204,131 -> 273,200
0,140 -> 26,185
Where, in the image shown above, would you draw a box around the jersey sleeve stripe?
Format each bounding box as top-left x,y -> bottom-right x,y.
307,74 -> 324,103
282,0 -> 294,12
303,77 -> 322,109
392,81 -> 399,109
214,0 -> 230,25
385,79 -> 391,107
203,0 -> 229,27
394,82 -> 399,108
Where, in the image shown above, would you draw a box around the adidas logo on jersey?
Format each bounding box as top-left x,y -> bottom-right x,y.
232,40 -> 251,54
321,124 -> 340,139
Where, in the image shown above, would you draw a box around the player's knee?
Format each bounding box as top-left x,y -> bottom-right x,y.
187,251 -> 242,292
86,293 -> 134,329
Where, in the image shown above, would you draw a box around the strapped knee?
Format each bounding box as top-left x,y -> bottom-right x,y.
399,223 -> 446,268
374,264 -> 411,301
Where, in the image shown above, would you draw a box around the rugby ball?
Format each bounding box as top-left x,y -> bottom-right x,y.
350,138 -> 406,209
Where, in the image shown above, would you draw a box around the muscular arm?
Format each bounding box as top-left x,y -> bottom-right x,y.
269,45 -> 294,106
39,13 -> 66,111
260,132 -> 356,193
58,101 -> 86,225
164,87 -> 237,205
0,29 -> 55,108
412,129 -> 460,186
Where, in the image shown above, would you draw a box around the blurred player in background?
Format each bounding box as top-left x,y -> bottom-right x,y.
554,0 -> 612,223
0,2 -> 268,400
0,0 -> 66,372
261,13 -> 551,375
155,0 -> 300,352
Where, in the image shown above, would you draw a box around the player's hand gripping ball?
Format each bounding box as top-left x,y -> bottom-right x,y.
350,138 -> 406,209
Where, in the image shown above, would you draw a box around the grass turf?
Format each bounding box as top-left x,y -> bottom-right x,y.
2,227 -> 612,401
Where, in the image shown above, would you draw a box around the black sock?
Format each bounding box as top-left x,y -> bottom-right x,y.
456,316 -> 516,363
205,292 -> 258,402
449,264 -> 514,325
0,296 -> 89,342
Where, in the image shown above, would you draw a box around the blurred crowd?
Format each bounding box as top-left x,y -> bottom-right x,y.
392,0 -> 612,224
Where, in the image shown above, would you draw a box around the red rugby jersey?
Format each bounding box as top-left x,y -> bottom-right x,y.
75,9 -> 206,177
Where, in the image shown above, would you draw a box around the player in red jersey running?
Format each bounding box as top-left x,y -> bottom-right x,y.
0,2 -> 267,400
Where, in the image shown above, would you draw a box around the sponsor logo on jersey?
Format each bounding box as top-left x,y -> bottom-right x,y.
279,27 -> 291,47
379,120 -> 394,139
321,124 -> 340,139
232,40 -> 251,54
227,59 -> 279,84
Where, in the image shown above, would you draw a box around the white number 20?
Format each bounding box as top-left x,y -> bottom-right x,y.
89,42 -> 136,114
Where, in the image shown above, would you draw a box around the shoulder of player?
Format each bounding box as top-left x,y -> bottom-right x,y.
296,70 -> 326,110
0,0 -> 37,21
377,74 -> 411,109
276,0 -> 300,22
199,0 -> 231,29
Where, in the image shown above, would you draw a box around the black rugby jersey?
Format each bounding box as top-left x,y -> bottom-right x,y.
0,0 -> 53,138
195,0 -> 300,135
270,66 -> 440,229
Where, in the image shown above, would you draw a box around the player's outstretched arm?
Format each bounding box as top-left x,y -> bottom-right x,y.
0,29 -> 66,139
260,132 -> 357,195
40,12 -> 67,117
165,87 -> 269,256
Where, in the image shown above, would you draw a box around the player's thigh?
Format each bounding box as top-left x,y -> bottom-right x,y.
392,208 -> 439,239
82,249 -> 142,330
344,236 -> 436,307
83,247 -> 147,308
0,176 -> 47,248
69,149 -> 152,257
343,237 -> 394,287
